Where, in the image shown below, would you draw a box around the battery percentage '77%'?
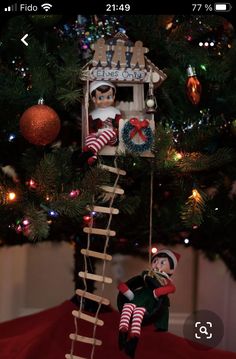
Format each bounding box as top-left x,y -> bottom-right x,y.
192,4 -> 213,11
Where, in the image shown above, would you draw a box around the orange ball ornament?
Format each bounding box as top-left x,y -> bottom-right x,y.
20,103 -> 61,145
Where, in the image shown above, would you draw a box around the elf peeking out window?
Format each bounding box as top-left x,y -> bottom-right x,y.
74,80 -> 121,168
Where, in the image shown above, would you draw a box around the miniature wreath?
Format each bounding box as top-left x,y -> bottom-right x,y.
122,118 -> 153,153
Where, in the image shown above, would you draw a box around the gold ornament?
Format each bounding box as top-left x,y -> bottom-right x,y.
20,103 -> 61,146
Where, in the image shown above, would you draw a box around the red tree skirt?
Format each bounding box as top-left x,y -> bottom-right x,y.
0,300 -> 235,359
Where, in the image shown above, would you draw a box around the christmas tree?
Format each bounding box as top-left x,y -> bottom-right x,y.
1,14 -> 236,280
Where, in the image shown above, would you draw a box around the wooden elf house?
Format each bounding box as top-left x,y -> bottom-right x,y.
81,32 -> 167,157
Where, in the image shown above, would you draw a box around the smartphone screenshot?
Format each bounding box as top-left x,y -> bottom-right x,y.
0,1 -> 235,359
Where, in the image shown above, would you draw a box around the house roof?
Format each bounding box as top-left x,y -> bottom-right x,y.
81,33 -> 167,86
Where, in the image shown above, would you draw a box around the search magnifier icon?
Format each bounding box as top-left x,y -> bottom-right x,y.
199,326 -> 209,335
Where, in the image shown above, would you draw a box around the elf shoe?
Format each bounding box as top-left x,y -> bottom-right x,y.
118,330 -> 128,351
71,149 -> 94,169
124,336 -> 139,358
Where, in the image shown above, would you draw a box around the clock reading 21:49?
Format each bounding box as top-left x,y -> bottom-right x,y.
106,3 -> 131,11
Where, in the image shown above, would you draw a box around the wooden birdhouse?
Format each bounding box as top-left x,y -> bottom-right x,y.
81,32 -> 167,157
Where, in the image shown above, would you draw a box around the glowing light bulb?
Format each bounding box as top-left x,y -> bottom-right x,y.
186,65 -> 202,105
151,247 -> 158,254
8,192 -> 16,201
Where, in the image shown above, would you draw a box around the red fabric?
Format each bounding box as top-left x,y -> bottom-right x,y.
0,300 -> 235,359
118,282 -> 130,294
154,280 -> 176,297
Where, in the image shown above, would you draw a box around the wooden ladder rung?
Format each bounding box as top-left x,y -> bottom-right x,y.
87,205 -> 119,215
79,271 -> 112,284
72,310 -> 104,326
100,164 -> 126,176
83,227 -> 116,237
65,354 -> 87,359
69,333 -> 102,346
100,185 -> 124,195
76,289 -> 110,305
81,249 -> 112,261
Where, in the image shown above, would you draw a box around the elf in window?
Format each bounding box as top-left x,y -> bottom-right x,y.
82,80 -> 121,165
117,249 -> 180,358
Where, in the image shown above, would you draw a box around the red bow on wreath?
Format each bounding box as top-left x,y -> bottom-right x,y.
129,118 -> 149,141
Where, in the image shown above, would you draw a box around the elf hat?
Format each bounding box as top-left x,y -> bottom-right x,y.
152,249 -> 180,273
89,81 -> 116,96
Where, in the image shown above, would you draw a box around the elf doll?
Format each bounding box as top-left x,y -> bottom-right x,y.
81,80 -> 121,165
117,249 -> 180,358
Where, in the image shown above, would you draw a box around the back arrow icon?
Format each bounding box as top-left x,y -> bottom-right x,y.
21,34 -> 29,46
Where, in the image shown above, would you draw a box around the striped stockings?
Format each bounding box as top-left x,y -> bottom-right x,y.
85,129 -> 117,162
119,303 -> 146,337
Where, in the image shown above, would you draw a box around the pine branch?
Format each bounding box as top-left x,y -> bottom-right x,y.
24,205 -> 49,241
181,188 -> 208,227
33,153 -> 60,196
177,148 -> 234,172
51,193 -> 88,220
81,167 -> 110,198
56,87 -> 82,108
118,195 -> 142,215
55,43 -> 83,108
152,124 -> 174,170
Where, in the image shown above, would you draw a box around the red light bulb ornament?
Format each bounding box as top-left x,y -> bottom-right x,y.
186,65 -> 202,105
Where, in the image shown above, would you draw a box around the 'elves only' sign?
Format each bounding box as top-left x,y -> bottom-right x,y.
90,68 -> 148,82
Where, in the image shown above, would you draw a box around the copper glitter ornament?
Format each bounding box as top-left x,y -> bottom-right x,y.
20,102 -> 61,145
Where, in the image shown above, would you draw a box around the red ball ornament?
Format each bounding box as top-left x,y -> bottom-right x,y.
20,103 -> 61,145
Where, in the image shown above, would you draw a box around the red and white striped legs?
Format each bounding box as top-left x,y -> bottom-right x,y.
119,303 -> 136,332
119,303 -> 146,337
85,129 -> 117,164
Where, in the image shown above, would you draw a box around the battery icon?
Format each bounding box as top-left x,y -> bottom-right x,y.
214,3 -> 232,11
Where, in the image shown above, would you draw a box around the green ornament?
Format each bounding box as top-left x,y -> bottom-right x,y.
30,15 -> 62,28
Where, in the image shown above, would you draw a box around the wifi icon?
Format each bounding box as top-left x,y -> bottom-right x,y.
41,3 -> 53,11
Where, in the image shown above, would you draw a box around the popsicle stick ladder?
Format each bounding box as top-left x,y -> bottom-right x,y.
66,163 -> 126,359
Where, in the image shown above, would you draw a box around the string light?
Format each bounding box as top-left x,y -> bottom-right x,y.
151,246 -> 158,254
48,210 -> 59,217
8,133 -> 16,142
15,225 -> 22,233
192,189 -> 201,202
69,189 -> 80,198
27,179 -> 37,189
173,151 -> 183,161
7,192 -> 16,201
22,219 -> 29,226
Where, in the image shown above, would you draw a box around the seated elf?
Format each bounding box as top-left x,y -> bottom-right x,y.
117,248 -> 180,358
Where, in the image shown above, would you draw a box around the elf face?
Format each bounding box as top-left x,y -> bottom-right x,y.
92,88 -> 115,108
152,256 -> 171,274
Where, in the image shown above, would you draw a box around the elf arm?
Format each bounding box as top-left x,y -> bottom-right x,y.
153,280 -> 176,299
117,275 -> 144,301
89,116 -> 102,133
